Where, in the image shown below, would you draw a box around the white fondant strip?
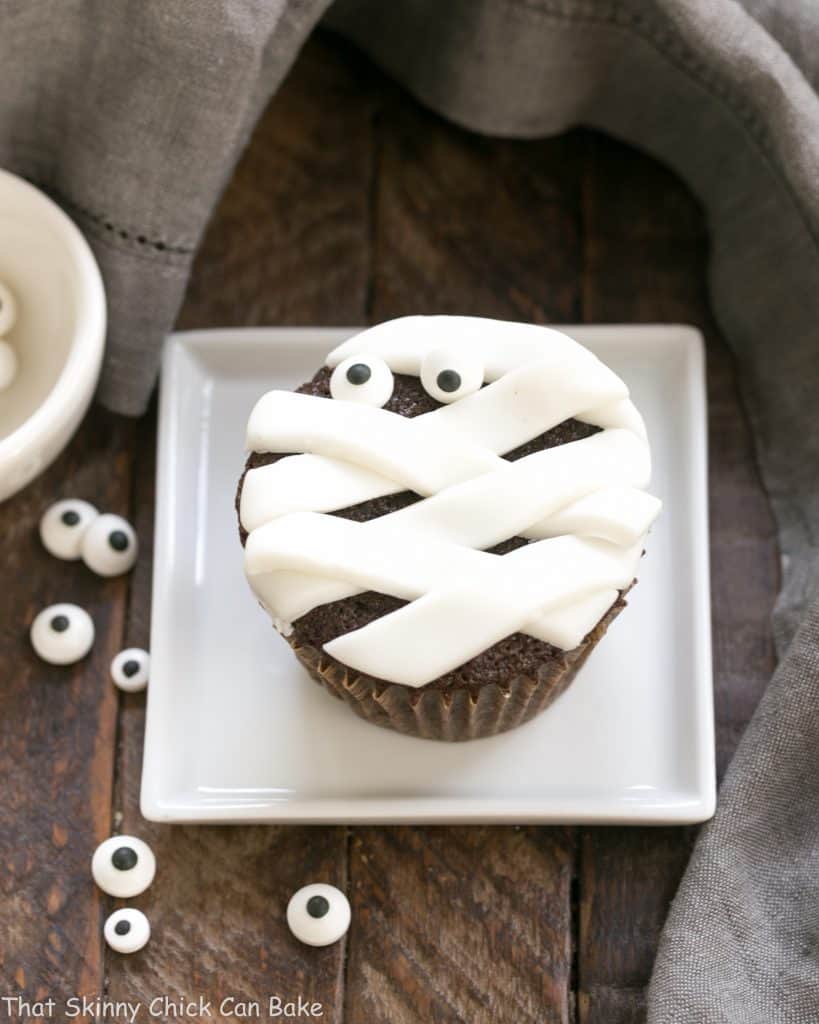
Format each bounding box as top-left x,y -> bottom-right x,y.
246,513 -> 638,658
324,537 -> 641,686
245,430 -> 652,619
242,317 -> 660,684
241,355 -> 635,531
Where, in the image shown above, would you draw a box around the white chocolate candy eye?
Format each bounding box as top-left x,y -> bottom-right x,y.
0,339 -> 18,391
30,603 -> 94,665
81,514 -> 138,576
92,835 -> 156,897
420,348 -> 484,404
330,354 -> 394,407
39,499 -> 99,560
286,883 -> 351,947
111,648 -> 150,692
104,908 -> 150,954
0,280 -> 18,334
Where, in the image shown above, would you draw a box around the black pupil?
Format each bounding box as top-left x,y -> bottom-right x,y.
111,846 -> 138,871
306,895 -> 330,919
108,530 -> 129,552
346,363 -> 371,386
61,510 -> 81,526
436,369 -> 461,393
114,920 -> 131,936
50,615 -> 70,633
122,660 -> 140,678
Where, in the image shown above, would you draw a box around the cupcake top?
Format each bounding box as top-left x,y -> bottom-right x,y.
240,316 -> 661,688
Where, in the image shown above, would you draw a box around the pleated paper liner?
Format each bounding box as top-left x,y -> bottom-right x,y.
289,588 -> 631,742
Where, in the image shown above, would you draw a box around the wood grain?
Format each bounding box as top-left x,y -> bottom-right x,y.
103,32 -> 376,1023
0,409 -> 133,1009
0,30 -> 781,1024
345,88 -> 587,1024
577,135 -> 779,1024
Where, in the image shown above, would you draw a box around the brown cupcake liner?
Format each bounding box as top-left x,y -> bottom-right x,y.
288,588 -> 631,742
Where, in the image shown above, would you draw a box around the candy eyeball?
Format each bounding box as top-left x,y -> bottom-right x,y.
0,280 -> 18,335
330,354 -> 394,408
104,908 -> 151,954
81,514 -> 138,577
0,339 -> 18,391
286,883 -> 351,947
39,499 -> 99,560
30,603 -> 94,665
92,835 -> 156,898
420,348 -> 484,404
111,648 -> 150,693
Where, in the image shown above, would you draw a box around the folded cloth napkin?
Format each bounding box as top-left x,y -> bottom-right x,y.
1,2 -> 817,1020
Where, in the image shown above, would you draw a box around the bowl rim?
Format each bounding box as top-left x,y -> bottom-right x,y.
0,168 -> 106,466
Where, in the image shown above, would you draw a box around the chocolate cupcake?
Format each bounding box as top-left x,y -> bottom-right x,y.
237,316 -> 660,741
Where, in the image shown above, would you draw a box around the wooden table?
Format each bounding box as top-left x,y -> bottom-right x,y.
0,32 -> 780,1024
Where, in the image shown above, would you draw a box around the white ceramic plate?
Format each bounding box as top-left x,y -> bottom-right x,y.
141,326 -> 714,825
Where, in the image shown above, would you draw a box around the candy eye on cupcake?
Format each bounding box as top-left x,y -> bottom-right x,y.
420,349 -> 484,404
81,514 -> 138,576
330,354 -> 394,407
92,835 -> 156,897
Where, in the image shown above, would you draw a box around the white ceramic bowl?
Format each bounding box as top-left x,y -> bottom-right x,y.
0,170 -> 106,502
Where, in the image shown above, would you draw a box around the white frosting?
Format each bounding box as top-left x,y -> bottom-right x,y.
242,316 -> 660,687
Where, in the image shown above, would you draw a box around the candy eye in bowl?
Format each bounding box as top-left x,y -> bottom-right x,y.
0,170 -> 106,504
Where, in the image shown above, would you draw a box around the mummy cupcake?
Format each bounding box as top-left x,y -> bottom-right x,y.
237,316 -> 661,741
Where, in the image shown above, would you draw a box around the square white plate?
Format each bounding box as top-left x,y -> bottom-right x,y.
141,326 -> 714,824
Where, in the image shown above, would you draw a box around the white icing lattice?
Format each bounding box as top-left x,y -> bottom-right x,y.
241,316 -> 661,687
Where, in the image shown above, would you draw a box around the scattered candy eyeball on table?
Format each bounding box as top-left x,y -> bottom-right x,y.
39,499 -> 99,560
92,835 -> 156,898
30,603 -> 94,665
111,648 -> 150,692
0,339 -> 18,392
0,280 -> 17,335
286,883 -> 351,947
104,908 -> 151,954
81,513 -> 138,576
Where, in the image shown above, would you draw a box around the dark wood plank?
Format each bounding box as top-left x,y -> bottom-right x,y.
577,135 -> 779,1024
345,94 -> 587,1024
0,408 -> 134,1007
178,33 -> 378,331
104,32 -> 376,1021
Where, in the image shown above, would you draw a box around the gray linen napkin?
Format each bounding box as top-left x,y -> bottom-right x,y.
1,2 -> 817,1020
